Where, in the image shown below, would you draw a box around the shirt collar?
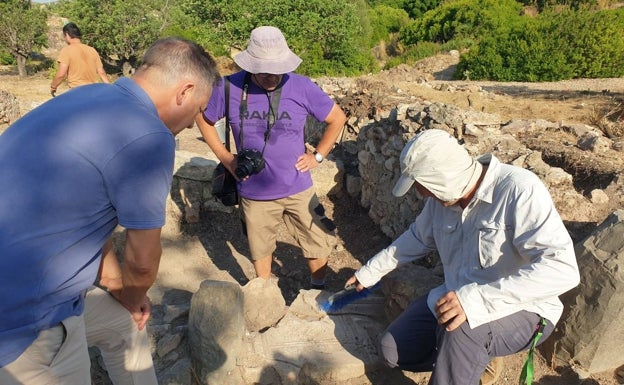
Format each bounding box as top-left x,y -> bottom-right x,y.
473,153 -> 499,205
114,77 -> 157,115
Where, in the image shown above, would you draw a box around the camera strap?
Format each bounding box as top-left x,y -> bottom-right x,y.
224,75 -> 231,151
238,72 -> 283,156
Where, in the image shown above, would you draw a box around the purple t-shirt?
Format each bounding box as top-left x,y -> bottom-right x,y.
203,71 -> 334,200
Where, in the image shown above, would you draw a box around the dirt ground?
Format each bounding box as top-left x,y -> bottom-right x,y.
2,56 -> 624,385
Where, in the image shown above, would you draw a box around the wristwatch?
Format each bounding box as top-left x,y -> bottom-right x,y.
313,151 -> 324,163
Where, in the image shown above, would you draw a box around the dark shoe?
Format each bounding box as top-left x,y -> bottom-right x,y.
615,364 -> 624,384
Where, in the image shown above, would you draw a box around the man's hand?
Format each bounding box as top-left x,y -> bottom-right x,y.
344,275 -> 365,292
128,294 -> 152,330
295,152 -> 320,173
110,290 -> 152,331
435,291 -> 467,332
99,276 -> 122,291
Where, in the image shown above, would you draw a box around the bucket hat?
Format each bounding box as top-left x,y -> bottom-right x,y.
234,26 -> 302,75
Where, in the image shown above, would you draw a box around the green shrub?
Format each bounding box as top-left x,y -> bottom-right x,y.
385,41 -> 441,68
0,50 -> 15,65
519,0 -> 618,11
440,37 -> 475,52
551,8 -> 624,78
456,7 -> 624,81
402,0 -> 441,19
176,0 -> 377,77
368,5 -> 410,47
400,0 -> 523,45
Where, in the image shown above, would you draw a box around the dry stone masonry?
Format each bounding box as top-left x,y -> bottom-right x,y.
349,99 -> 601,239
0,89 -> 20,128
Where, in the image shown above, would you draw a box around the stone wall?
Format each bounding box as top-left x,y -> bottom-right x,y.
344,100 -> 614,239
171,95 -> 617,242
0,89 -> 20,129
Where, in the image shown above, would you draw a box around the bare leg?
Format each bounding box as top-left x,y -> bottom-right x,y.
253,255 -> 273,279
308,257 -> 328,281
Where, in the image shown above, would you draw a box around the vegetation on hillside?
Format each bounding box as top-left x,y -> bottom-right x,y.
0,0 -> 622,81
455,6 -> 624,80
172,0 -> 375,76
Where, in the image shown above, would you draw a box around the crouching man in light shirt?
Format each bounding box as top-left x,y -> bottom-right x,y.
346,129 -> 580,385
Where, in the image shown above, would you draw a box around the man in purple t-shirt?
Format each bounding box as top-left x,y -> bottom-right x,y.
197,26 -> 347,289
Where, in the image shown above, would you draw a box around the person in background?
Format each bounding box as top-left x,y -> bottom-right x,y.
50,22 -> 110,95
345,129 -> 580,385
197,26 -> 347,290
0,37 -> 220,385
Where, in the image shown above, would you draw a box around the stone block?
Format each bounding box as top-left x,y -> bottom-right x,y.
188,280 -> 245,385
239,290 -> 385,384
552,210 -> 624,374
0,89 -> 20,126
381,264 -> 444,322
242,278 -> 287,332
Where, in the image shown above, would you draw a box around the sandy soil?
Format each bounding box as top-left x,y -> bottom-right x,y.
2,58 -> 624,385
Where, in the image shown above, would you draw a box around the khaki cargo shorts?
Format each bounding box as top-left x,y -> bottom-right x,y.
240,187 -> 336,260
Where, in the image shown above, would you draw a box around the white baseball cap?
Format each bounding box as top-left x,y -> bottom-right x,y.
392,129 -> 482,201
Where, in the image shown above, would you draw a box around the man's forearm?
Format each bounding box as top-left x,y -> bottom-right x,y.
98,238 -> 123,291
195,114 -> 237,172
50,75 -> 64,90
98,68 -> 110,84
317,104 -> 347,157
117,228 -> 162,308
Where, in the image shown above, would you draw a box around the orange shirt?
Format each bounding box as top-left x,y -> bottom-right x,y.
57,43 -> 104,87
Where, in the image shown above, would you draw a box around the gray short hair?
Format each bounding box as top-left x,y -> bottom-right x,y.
137,37 -> 220,92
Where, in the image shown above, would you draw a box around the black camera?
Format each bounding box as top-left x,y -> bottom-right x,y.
235,149 -> 265,179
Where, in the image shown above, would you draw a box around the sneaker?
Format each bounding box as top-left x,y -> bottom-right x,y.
480,357 -> 504,385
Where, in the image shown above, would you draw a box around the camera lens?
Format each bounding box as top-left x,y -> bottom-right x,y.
235,161 -> 253,179
234,149 -> 265,179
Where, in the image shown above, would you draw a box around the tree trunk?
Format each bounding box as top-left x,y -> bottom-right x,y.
16,55 -> 27,77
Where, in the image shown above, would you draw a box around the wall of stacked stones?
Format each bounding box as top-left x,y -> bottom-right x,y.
350,100 -> 602,239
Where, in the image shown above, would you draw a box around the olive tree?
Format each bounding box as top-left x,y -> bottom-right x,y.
0,0 -> 48,76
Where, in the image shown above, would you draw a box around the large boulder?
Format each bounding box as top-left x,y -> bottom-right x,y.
188,280 -> 245,385
242,278 -> 287,332
549,210 -> 624,375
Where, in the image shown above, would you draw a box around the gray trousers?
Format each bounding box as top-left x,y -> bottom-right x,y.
379,295 -> 554,385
